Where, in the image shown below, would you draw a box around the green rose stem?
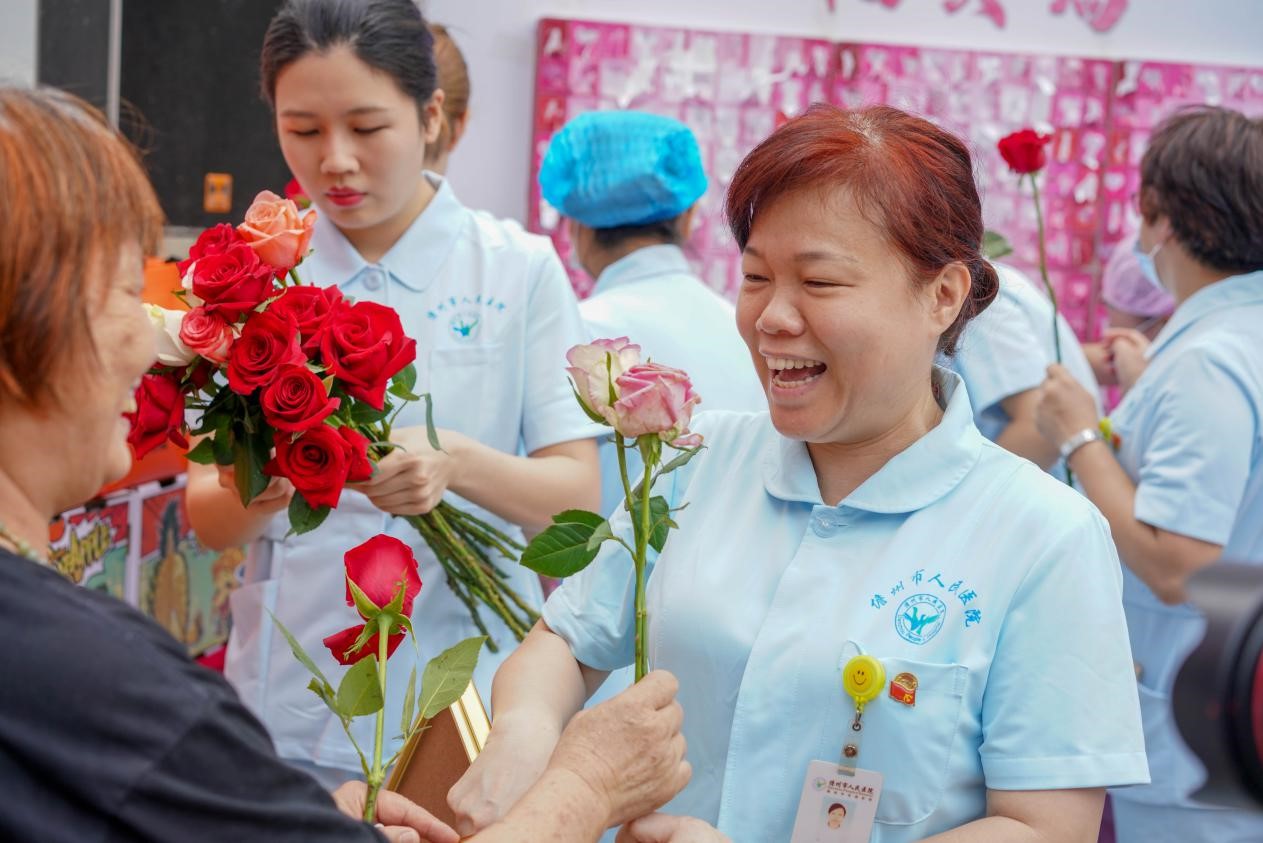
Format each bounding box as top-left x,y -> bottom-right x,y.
616,436 -> 651,682
1027,172 -> 1074,487
363,614 -> 391,823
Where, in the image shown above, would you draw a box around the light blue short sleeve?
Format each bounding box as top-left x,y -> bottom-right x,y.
979,509 -> 1149,790
1133,348 -> 1256,546
521,246 -> 605,453
950,293 -> 1046,439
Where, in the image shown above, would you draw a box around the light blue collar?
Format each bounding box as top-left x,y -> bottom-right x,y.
1147,269 -> 1263,360
307,172 -> 467,294
762,369 -> 983,513
592,244 -> 693,296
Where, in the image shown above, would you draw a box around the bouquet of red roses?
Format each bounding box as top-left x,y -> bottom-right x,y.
127,191 -> 536,646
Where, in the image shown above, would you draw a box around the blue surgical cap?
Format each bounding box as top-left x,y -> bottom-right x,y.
539,110 -> 708,229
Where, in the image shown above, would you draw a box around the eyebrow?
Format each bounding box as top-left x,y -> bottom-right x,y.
278,106 -> 391,118
743,246 -> 858,263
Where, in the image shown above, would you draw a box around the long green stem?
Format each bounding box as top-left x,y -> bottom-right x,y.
634,450 -> 653,683
363,615 -> 391,823
1029,173 -> 1074,487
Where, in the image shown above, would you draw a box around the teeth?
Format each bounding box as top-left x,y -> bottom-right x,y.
765,356 -> 824,371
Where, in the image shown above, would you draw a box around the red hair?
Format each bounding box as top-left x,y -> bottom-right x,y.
724,104 -> 998,354
0,87 -> 163,405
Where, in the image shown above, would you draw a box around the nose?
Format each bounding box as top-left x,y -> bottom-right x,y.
754,283 -> 805,336
319,129 -> 359,177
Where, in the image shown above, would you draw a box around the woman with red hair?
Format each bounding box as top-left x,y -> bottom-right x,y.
451,105 -> 1148,842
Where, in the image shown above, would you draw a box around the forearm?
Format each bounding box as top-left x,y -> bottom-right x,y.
445,432 -> 600,529
490,622 -> 594,734
995,417 -> 1060,471
184,463 -> 274,551
921,817 -> 1041,843
471,768 -> 609,843
924,789 -> 1103,843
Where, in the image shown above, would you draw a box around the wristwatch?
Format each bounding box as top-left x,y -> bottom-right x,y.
1059,427 -> 1103,461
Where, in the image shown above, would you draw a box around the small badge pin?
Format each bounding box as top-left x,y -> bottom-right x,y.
889,672 -> 918,706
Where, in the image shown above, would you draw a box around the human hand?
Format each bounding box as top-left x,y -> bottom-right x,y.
1082,342 -> 1118,386
547,670 -> 691,829
446,710 -> 564,836
1104,328 -> 1150,393
330,781 -> 459,843
349,426 -> 460,516
617,814 -> 731,843
216,464 -> 294,514
1035,364 -> 1100,447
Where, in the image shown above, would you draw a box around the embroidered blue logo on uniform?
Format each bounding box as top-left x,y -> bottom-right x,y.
449,309 -> 481,342
894,593 -> 946,645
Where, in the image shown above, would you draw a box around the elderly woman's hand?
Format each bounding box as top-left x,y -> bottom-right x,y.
1035,364 -> 1100,449
330,781 -> 459,843
617,814 -> 731,843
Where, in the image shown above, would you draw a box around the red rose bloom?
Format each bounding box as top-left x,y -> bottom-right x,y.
343,534 -> 423,616
177,223 -> 245,277
126,372 -> 189,459
322,622 -> 405,666
260,364 -> 341,432
264,424 -> 373,510
178,306 -> 235,364
189,241 -> 277,321
998,129 -> 1052,175
266,285 -> 343,354
226,310 -> 305,395
321,300 -> 418,410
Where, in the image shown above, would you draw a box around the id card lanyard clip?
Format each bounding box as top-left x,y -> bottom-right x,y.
839,654 -> 885,773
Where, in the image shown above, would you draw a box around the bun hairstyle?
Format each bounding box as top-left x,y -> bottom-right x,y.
260,0 -> 438,117
724,104 -> 999,355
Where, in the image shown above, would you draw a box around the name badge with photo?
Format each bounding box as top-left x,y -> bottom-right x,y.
790,760 -> 882,843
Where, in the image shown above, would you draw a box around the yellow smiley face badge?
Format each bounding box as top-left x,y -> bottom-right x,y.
842,654 -> 886,708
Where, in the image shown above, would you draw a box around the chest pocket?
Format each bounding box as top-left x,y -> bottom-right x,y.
859,658 -> 968,826
427,344 -> 506,443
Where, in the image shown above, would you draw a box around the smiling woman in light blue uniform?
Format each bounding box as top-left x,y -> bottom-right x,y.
947,262 -> 1099,477
449,105 -> 1147,843
539,110 -> 765,517
1035,106 -> 1263,843
185,0 -> 599,788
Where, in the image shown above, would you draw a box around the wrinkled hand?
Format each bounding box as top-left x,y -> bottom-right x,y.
349,426 -> 460,516
617,814 -> 731,843
1035,364 -> 1101,448
548,670 -> 691,829
447,711 -> 562,836
1104,327 -> 1150,394
216,464 -> 294,514
331,781 -> 459,843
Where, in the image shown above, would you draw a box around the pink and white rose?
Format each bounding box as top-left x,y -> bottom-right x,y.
566,337 -> 642,423
144,304 -> 196,368
179,306 -> 236,364
611,362 -> 702,445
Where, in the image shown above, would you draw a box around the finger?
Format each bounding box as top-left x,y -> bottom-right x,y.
375,826 -> 420,843
371,491 -> 436,515
631,670 -> 680,709
620,813 -> 682,843
374,791 -> 460,843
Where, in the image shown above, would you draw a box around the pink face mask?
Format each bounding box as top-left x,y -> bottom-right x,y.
1101,236 -> 1176,318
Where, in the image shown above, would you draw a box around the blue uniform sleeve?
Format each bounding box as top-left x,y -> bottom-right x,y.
1132,346 -> 1257,546
520,244 -> 605,453
950,291 -> 1047,439
979,506 -> 1150,790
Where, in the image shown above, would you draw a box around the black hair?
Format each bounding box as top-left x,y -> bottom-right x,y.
828,803 -> 847,814
260,0 -> 437,113
591,214 -> 688,250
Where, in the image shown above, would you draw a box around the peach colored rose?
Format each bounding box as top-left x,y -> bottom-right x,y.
611,362 -> 701,444
566,337 -> 641,424
144,304 -> 195,368
237,190 -> 316,272
179,306 -> 236,365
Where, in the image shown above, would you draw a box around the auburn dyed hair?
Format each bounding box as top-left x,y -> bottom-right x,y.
724,104 -> 998,355
0,87 -> 164,405
425,23 -> 471,164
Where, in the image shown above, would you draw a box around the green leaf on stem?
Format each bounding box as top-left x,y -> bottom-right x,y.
393,362 -> 418,394
210,428 -> 235,465
288,493 -> 331,535
586,519 -> 615,553
417,636 -> 485,721
268,610 -> 336,703
388,381 -> 421,403
628,444 -> 704,504
982,229 -> 1014,261
185,438 -> 218,465
629,495 -> 671,553
347,577 -> 383,620
400,664 -> 417,735
421,393 -> 441,451
336,654 -> 385,717
569,381 -> 609,425
307,678 -> 342,721
519,510 -> 604,577
233,427 -> 270,506
351,402 -> 390,425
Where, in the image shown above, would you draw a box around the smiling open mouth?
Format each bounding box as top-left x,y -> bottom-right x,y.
767,357 -> 827,388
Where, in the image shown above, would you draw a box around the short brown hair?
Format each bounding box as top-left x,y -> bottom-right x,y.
425,22 -> 471,164
1139,106 -> 1263,274
724,104 -> 999,356
0,87 -> 164,405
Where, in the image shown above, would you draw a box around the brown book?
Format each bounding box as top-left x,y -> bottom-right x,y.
385,681 -> 489,826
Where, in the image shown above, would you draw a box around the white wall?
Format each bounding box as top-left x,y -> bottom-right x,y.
0,0 -> 39,85
424,0 -> 1263,222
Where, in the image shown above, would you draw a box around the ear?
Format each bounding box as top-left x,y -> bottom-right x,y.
928,262 -> 971,336
421,89 -> 446,145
